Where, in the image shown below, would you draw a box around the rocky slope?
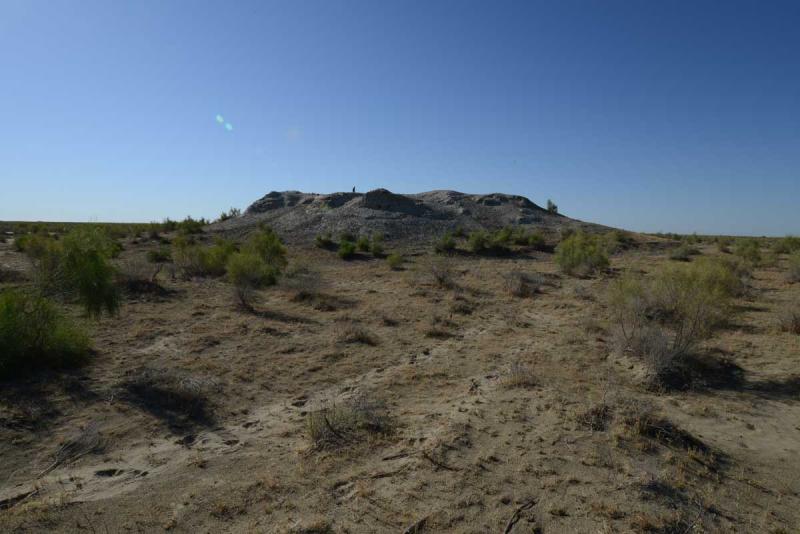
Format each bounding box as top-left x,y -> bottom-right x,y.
213,188 -> 607,242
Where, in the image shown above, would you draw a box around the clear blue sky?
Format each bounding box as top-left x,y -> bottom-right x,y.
1,0 -> 798,235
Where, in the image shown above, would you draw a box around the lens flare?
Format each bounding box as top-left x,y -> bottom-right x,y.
215,114 -> 224,123
225,123 -> 233,131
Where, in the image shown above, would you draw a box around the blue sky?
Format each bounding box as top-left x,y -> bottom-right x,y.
1,0 -> 798,235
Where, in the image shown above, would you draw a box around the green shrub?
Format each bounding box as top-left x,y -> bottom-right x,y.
60,229 -> 121,317
386,253 -> 403,270
467,230 -> 509,256
356,235 -> 371,252
788,252 -> 800,283
226,252 -> 280,309
177,216 -> 206,235
0,290 -> 91,379
773,236 -> 800,255
434,232 -> 456,254
547,199 -> 558,214
315,233 -> 335,249
339,231 -> 356,243
370,233 -> 384,257
243,226 -> 287,270
668,243 -> 700,261
526,231 -> 546,250
554,231 -> 609,276
147,246 -> 172,263
604,230 -> 635,254
733,238 -> 761,265
199,238 -> 237,276
338,240 -> 357,260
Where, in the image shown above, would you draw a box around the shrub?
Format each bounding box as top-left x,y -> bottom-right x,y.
356,235 -> 371,252
526,230 -> 547,250
386,253 -> 403,270
216,207 -> 241,223
337,323 -> 378,345
733,238 -> 761,265
315,233 -> 335,249
554,231 -> 609,276
604,230 -> 635,253
773,236 -> 800,255
339,231 -> 356,243
778,306 -> 800,335
0,290 -> 91,379
370,233 -> 384,257
226,252 -> 279,309
467,230 -> 509,256
201,238 -> 237,276
434,232 -> 456,254
429,258 -> 456,289
503,271 -> 542,298
243,226 -> 287,270
147,246 -> 172,264
788,252 -> 800,283
609,259 -> 742,388
177,216 -> 205,235
716,237 -> 732,254
338,240 -> 357,260
547,199 -> 558,214
668,243 -> 699,261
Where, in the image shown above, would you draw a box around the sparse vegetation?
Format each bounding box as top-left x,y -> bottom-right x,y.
500,362 -> 536,388
554,231 -> 609,276
787,251 -> 800,283
777,305 -> 800,334
306,395 -> 391,449
734,238 -> 761,265
434,232 -> 456,254
226,252 -> 279,310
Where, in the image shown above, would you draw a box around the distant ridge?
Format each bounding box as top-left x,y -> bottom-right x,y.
213,188 -> 609,242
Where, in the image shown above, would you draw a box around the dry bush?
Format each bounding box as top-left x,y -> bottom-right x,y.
116,257 -> 167,296
503,270 -> 543,298
282,263 -> 325,300
777,305 -> 800,334
424,314 -> 456,338
428,258 -> 457,289
306,395 -> 391,449
121,368 -> 218,427
615,399 -> 712,459
337,322 -> 378,345
576,403 -> 612,431
500,362 -> 536,388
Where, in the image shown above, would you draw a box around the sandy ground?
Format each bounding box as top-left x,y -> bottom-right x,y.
0,238 -> 798,533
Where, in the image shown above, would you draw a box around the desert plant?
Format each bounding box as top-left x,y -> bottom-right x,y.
337,322 -> 378,345
356,235 -> 371,252
467,230 -> 509,256
315,232 -> 335,249
338,240 -> 357,260
668,243 -> 699,261
226,252 -> 280,310
500,362 -> 536,388
306,395 -> 391,449
177,216 -> 205,235
434,232 -> 456,254
243,226 -> 287,269
788,252 -> 800,283
772,236 -> 800,255
734,238 -> 761,265
370,233 -> 384,257
0,290 -> 91,379
554,231 -> 609,276
429,258 -> 456,289
526,230 -> 546,250
609,260 -> 742,388
546,199 -> 558,214
503,271 -> 542,298
386,253 -> 403,270
146,246 -> 171,264
777,305 -> 800,335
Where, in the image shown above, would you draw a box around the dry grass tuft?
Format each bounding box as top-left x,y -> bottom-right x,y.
577,403 -> 613,431
500,362 -> 536,388
337,323 -> 378,345
306,395 -> 392,450
777,305 -> 800,334
121,368 -> 218,428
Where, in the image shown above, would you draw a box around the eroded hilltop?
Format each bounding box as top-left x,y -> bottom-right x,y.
213,188 -> 607,242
